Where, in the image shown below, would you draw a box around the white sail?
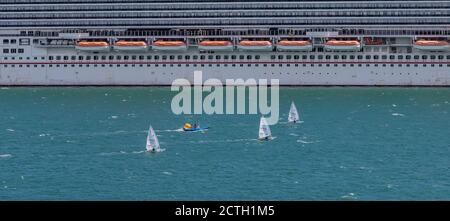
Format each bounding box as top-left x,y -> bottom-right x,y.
146,125 -> 160,152
288,101 -> 300,123
258,117 -> 272,140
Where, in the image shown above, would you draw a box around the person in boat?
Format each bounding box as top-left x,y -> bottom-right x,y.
183,123 -> 192,130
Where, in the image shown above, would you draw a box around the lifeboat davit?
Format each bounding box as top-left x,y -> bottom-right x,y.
413,40 -> 450,51
198,40 -> 233,51
277,40 -> 312,52
113,41 -> 148,52
237,40 -> 273,51
75,41 -> 110,52
152,40 -> 187,51
324,40 -> 361,52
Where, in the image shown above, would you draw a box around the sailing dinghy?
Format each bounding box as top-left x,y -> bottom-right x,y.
258,117 -> 272,140
146,125 -> 162,153
288,101 -> 300,123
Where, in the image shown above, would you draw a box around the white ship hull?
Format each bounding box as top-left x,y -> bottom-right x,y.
324,45 -> 361,52
1,60 -> 449,86
75,46 -> 111,52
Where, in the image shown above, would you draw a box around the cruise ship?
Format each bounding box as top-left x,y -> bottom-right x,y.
1,0 -> 450,86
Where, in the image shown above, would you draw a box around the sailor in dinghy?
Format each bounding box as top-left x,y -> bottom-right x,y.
288,101 -> 300,123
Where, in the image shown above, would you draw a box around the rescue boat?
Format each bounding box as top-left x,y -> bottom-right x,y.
277,40 -> 312,51
75,41 -> 110,52
113,40 -> 148,52
198,40 -> 233,51
152,40 -> 187,51
413,40 -> 450,51
324,40 -> 361,52
237,40 -> 273,51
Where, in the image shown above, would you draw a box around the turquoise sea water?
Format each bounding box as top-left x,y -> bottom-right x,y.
0,87 -> 449,200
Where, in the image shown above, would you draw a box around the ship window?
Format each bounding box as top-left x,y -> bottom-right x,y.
405,55 -> 411,60
94,56 -> 99,60
224,55 -> 229,60
216,55 -> 221,59
56,56 -> 61,60
247,55 -> 252,60
374,55 -> 379,60
349,55 -> 355,59
34,57 -> 37,60
350,64 -> 354,67
3,49 -> 9,53
422,55 -> 428,60
231,55 -> 236,60
71,56 -> 76,60
239,55 -> 245,60
140,56 -> 145,60
423,64 -> 427,67
357,55 -> 363,59
341,55 -> 347,60
294,55 -> 300,59
271,55 -> 276,59
131,56 -> 136,60
271,64 -> 275,67
208,55 -> 213,60
309,55 -> 315,60
264,64 -> 268,67
78,56 -> 83,60
11,39 -> 16,44
438,55 -> 444,60
447,55 -> 450,59
277,55 -> 284,60
397,55 -> 403,60
200,55 -> 205,60
11,49 -> 16,53
64,56 -> 68,60
123,56 -> 129,60
390,55 -> 395,59
334,55 -> 339,60
414,55 -> 419,59
192,55 -> 198,60
49,56 -> 54,60
325,55 -> 331,60
318,55 -> 323,60
169,55 -> 175,60
86,56 -> 91,60
147,56 -> 152,60
286,55 -> 292,60
177,55 -> 182,60
3,39 -> 9,44
382,64 -> 386,67
430,55 -> 436,60
365,55 -> 371,59
255,55 -> 260,60
382,55 -> 387,59
162,56 -> 167,60
18,49 -> 24,53
302,55 -> 307,60
390,64 -> 394,67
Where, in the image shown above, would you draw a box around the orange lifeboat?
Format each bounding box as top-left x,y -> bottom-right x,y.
198,40 -> 233,51
152,40 -> 187,51
324,40 -> 361,51
75,41 -> 110,52
113,41 -> 148,52
238,40 -> 273,51
414,40 -> 450,51
277,40 -> 312,51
